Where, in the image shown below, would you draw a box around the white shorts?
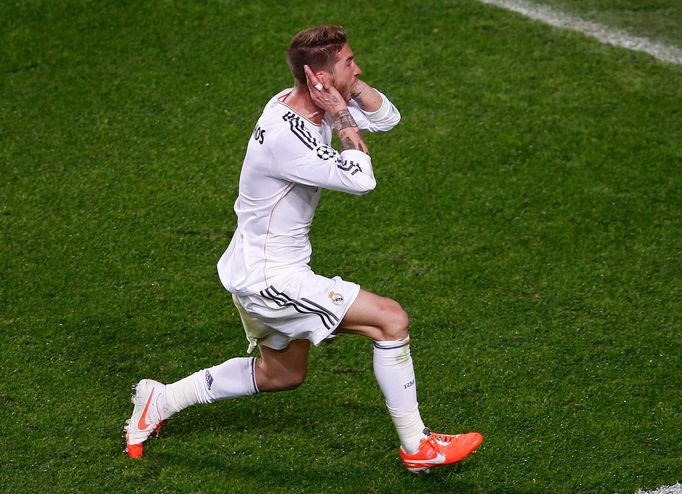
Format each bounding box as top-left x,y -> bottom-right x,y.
231,270 -> 360,352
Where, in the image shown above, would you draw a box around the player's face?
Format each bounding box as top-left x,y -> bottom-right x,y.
330,44 -> 362,102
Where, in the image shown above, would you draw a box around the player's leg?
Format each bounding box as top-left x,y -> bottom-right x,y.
125,340 -> 309,458
339,289 -> 425,453
338,288 -> 409,341
339,289 -> 483,472
254,339 -> 310,392
165,338 -> 310,407
125,354 -> 261,458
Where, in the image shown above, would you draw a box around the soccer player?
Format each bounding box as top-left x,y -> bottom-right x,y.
124,24 -> 483,473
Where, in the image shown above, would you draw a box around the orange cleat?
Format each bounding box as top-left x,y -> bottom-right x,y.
400,429 -> 484,473
124,379 -> 166,458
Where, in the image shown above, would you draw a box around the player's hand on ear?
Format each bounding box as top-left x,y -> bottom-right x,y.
304,65 -> 346,115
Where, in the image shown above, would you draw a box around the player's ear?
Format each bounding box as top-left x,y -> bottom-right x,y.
315,70 -> 330,86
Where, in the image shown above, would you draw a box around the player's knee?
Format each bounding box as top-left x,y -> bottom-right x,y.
378,299 -> 410,341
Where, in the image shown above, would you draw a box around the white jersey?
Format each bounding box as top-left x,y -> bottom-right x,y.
218,88 -> 401,295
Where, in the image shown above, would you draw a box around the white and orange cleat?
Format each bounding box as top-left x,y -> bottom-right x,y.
124,379 -> 166,458
400,429 -> 484,473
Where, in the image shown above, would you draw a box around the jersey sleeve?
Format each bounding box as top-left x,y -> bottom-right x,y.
348,90 -> 401,132
269,126 -> 376,195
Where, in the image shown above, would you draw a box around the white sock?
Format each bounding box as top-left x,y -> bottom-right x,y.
373,337 -> 427,453
163,375 -> 198,419
389,406 -> 428,454
164,357 -> 259,418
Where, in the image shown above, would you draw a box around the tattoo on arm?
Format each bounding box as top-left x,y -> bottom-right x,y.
334,109 -> 368,153
339,133 -> 369,154
333,109 -> 358,133
341,136 -> 357,151
350,81 -> 382,112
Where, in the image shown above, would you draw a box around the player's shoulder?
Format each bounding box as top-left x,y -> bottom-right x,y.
279,110 -> 324,152
258,92 -> 322,150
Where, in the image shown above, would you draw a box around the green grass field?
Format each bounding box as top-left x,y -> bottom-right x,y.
2,1 -> 680,492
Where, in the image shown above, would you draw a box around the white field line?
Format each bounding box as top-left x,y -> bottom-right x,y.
477,0 -> 682,65
635,484 -> 682,494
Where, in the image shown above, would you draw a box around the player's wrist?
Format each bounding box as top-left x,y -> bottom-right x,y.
330,104 -> 349,118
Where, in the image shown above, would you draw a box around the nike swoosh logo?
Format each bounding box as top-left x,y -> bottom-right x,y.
137,387 -> 156,430
416,453 -> 446,465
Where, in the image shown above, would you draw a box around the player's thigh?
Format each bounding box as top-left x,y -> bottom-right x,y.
339,289 -> 409,341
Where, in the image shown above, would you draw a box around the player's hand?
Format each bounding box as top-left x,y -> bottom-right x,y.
304,65 -> 347,116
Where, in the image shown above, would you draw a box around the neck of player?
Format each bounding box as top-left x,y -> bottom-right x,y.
283,84 -> 324,124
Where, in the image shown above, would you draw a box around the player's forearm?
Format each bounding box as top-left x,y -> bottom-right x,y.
350,80 -> 383,112
333,109 -> 369,154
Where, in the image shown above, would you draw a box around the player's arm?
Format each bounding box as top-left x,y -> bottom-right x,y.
348,81 -> 401,133
350,79 -> 383,112
333,108 -> 369,154
304,65 -> 370,155
273,133 -> 376,196
348,79 -> 400,132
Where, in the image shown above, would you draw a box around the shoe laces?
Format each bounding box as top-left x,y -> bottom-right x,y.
423,428 -> 460,447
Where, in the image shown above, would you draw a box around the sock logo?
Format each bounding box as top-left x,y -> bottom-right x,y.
205,370 -> 214,390
403,379 -> 415,390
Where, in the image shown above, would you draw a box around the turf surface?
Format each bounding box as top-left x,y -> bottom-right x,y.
2,1 -> 680,492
